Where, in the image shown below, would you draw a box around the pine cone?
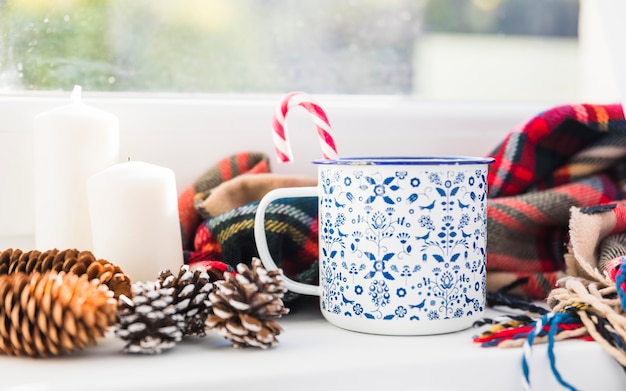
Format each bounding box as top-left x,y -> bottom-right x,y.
0,271 -> 117,357
205,258 -> 290,349
115,281 -> 184,354
0,248 -> 131,299
158,265 -> 213,337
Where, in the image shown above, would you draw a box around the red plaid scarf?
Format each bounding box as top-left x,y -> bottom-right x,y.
485,103 -> 626,299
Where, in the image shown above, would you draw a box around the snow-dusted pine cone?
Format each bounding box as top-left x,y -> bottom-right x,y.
0,248 -> 131,298
205,258 -> 289,349
0,271 -> 117,357
115,281 -> 184,354
158,265 -> 213,337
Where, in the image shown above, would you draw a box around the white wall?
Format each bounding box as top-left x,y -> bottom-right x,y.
415,34 -> 580,103
0,93 -> 545,241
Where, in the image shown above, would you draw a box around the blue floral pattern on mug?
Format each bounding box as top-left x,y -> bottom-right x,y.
318,164 -> 488,328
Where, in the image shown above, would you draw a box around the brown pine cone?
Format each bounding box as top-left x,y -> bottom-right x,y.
205,258 -> 290,349
158,265 -> 213,337
115,281 -> 184,354
0,271 -> 117,357
0,248 -> 131,299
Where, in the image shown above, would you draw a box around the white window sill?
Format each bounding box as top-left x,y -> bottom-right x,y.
0,289 -> 623,391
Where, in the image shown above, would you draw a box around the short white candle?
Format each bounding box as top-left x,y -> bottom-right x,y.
87,160 -> 184,282
33,85 -> 119,251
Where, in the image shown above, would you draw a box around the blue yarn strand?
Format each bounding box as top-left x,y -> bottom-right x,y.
616,260 -> 626,311
521,313 -> 547,390
522,312 -> 580,391
546,313 -> 578,391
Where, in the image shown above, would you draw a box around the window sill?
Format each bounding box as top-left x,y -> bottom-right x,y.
0,288 -> 623,391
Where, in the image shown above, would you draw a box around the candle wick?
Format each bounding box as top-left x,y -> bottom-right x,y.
128,157 -> 131,162
71,85 -> 82,103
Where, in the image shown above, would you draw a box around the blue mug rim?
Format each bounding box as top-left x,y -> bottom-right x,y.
312,156 -> 496,165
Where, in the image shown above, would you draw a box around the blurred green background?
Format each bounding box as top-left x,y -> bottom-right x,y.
0,0 -> 579,94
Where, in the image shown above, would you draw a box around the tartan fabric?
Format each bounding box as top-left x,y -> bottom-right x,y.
488,104 -> 626,198
177,151 -> 270,250
486,173 -> 622,298
486,103 -> 626,299
193,197 -> 318,282
180,152 -> 319,303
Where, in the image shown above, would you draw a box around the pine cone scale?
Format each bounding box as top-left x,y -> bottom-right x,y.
25,287 -> 37,321
227,299 -> 250,311
19,317 -> 32,346
61,309 -> 77,337
87,261 -> 103,278
32,275 -> 47,307
210,302 -> 235,319
62,258 -> 77,273
39,253 -> 54,272
9,292 -> 20,327
60,331 -> 74,352
10,326 -> 22,353
239,313 -> 262,332
45,334 -> 60,356
35,294 -> 52,330
52,299 -> 65,330
243,336 -> 264,348
75,323 -> 92,346
225,321 -> 248,336
266,320 -> 284,334
205,314 -> 223,328
32,331 -> 46,356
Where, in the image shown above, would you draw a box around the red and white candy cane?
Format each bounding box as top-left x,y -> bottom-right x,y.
272,91 -> 339,163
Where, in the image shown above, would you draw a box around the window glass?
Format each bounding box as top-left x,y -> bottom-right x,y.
0,0 -> 579,101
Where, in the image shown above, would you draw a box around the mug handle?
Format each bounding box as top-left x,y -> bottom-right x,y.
254,186 -> 321,297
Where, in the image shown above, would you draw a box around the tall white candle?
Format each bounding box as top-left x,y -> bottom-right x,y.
33,85 -> 119,251
87,160 -> 184,282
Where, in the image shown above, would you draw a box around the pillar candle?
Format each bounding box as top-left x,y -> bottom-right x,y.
87,160 -> 184,282
33,85 -> 119,251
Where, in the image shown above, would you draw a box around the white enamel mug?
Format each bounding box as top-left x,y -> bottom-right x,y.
254,156 -> 495,335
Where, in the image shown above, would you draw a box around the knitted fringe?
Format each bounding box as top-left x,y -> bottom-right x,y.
475,266 -> 626,389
